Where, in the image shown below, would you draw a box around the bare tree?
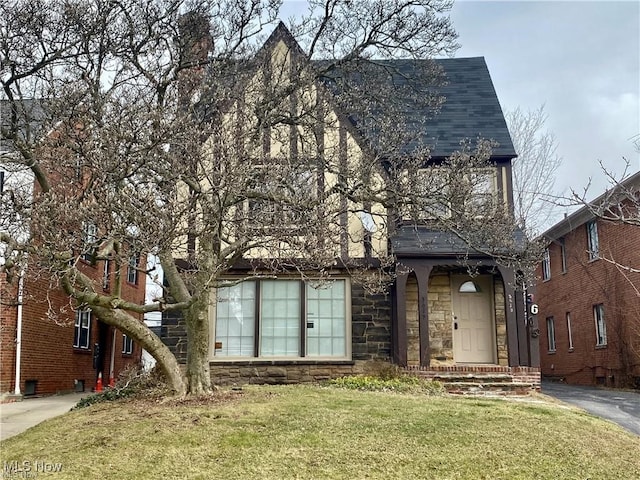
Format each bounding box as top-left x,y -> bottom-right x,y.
507,105 -> 562,235
1,0 -> 535,396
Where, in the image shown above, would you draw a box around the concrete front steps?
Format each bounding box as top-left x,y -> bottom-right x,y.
405,365 -> 541,396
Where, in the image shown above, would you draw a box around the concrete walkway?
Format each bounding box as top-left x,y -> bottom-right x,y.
542,381 -> 640,436
0,393 -> 87,441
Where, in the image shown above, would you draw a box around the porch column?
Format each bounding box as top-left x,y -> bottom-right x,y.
498,266 -> 521,367
393,271 -> 409,366
414,265 -> 433,367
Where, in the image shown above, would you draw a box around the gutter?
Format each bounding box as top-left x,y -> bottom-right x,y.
14,268 -> 25,395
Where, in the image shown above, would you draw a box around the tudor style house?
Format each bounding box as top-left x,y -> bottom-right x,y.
536,172 -> 640,388
0,101 -> 145,398
161,23 -> 540,389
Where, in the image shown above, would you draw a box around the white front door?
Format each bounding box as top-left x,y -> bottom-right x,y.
451,275 -> 495,363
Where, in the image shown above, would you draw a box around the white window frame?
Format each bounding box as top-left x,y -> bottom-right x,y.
542,248 -> 551,281
566,312 -> 573,351
546,316 -> 556,352
81,222 -> 98,263
560,238 -> 567,273
587,220 -> 599,260
213,278 -> 351,360
73,309 -> 91,349
127,253 -> 139,285
594,304 -> 607,346
122,333 -> 134,354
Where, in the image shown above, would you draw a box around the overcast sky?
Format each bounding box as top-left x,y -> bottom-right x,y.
281,0 -> 640,222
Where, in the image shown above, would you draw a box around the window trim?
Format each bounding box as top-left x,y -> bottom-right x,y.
81,222 -> 98,263
211,277 -> 352,361
566,312 -> 574,351
546,316 -> 556,353
586,220 -> 599,261
73,309 -> 91,349
594,303 -> 607,347
122,333 -> 134,355
126,253 -> 139,285
541,248 -> 551,281
560,238 -> 567,273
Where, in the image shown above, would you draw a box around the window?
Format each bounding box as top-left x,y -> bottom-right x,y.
546,316 -> 556,352
566,312 -> 574,351
81,222 -> 98,263
560,238 -> 567,273
214,279 -> 348,358
0,170 -> 4,194
586,220 -> 599,260
127,253 -> 139,285
467,169 -> 497,212
541,248 -> 551,281
594,304 -> 607,346
102,259 -> 111,290
73,309 -> 91,349
411,168 -> 451,220
122,334 -> 134,354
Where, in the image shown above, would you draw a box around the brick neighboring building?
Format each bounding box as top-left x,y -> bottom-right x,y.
0,101 -> 145,398
536,171 -> 640,388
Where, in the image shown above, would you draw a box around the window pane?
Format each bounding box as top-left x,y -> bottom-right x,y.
306,280 -> 346,357
215,282 -> 255,356
260,280 -> 300,356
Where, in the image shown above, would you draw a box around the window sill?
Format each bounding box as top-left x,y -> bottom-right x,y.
209,358 -> 354,366
547,350 -> 556,355
595,344 -> 607,349
568,348 -> 574,353
73,348 -> 92,354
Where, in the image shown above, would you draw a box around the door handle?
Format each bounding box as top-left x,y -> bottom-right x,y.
454,322 -> 458,330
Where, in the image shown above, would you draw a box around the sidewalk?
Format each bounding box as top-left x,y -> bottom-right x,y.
0,393 -> 88,441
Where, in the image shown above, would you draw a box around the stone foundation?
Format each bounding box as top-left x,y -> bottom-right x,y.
210,360 -> 365,385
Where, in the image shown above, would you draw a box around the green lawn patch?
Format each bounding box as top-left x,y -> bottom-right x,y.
2,385 -> 639,479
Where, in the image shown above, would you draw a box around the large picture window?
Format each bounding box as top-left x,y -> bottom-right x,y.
214,279 -> 348,359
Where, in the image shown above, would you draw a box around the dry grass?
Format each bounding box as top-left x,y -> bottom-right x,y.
2,385 -> 639,479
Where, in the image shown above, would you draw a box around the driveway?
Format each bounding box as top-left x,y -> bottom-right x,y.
0,393 -> 87,441
542,381 -> 640,436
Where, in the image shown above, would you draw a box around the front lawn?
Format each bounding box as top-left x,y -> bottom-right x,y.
2,385 -> 639,479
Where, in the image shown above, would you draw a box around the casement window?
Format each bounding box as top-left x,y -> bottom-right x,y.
81,222 -> 98,263
127,253 -> 139,285
122,333 -> 134,355
586,220 -> 599,260
411,168 -> 451,220
73,309 -> 91,349
560,238 -> 567,273
594,304 -> 607,346
541,248 -> 551,281
566,312 -> 574,351
546,316 -> 556,352
214,278 -> 349,359
467,169 -> 497,212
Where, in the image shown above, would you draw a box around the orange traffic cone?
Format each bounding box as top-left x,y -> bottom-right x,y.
109,373 -> 115,388
96,372 -> 103,393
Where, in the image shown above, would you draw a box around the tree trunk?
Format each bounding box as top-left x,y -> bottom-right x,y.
91,305 -> 187,396
184,298 -> 213,395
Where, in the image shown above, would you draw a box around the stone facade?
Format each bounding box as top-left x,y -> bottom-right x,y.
494,277 -> 508,366
349,283 -> 392,362
428,273 -> 454,363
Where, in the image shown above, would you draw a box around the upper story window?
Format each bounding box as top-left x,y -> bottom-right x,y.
102,259 -> 111,290
0,170 -> 4,194
594,303 -> 606,346
541,248 -> 551,281
122,333 -> 134,355
586,220 -> 599,260
73,309 -> 91,349
566,312 -> 574,351
466,169 -> 497,212
81,222 -> 98,263
560,238 -> 567,273
127,253 -> 139,285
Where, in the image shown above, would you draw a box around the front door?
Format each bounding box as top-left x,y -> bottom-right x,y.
451,275 -> 495,363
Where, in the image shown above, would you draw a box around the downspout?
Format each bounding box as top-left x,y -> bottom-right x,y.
14,268 -> 25,395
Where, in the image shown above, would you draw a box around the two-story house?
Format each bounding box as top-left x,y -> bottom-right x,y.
161,23 -> 540,390
536,171 -> 640,388
0,100 -> 145,398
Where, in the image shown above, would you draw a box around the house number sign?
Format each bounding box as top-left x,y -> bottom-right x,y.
529,304 -> 539,315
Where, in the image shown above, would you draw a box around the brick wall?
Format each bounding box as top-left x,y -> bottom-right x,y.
537,218 -> 640,387
0,258 -> 146,396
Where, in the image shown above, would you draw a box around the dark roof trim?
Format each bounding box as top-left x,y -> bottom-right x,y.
540,170 -> 640,241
